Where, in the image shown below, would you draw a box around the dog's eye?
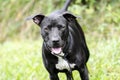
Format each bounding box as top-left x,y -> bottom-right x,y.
44,27 -> 49,32
58,25 -> 65,30
61,26 -> 66,30
61,26 -> 65,28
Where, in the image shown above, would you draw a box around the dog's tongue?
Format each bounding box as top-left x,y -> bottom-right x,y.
51,47 -> 62,54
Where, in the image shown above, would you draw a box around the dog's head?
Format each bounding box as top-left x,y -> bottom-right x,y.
32,12 -> 76,55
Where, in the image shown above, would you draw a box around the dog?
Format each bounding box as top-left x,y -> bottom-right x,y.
31,0 -> 90,80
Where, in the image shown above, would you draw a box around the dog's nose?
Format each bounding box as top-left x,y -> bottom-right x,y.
51,33 -> 60,46
52,37 -> 60,46
52,39 -> 59,44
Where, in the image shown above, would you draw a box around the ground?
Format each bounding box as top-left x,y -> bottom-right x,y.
0,37 -> 120,80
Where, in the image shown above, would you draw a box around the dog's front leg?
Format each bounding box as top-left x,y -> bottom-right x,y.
49,73 -> 59,80
65,71 -> 73,80
78,64 -> 89,80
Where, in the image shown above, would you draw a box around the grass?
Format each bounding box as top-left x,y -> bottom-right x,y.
88,38 -> 120,80
0,37 -> 120,80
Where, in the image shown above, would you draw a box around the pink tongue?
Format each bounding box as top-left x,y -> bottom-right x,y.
51,48 -> 62,54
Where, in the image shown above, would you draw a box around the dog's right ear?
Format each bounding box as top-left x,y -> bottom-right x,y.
32,14 -> 45,25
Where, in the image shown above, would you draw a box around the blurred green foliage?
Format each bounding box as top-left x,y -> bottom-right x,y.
0,0 -> 120,42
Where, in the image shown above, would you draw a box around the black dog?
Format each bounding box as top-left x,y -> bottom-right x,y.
32,0 -> 90,80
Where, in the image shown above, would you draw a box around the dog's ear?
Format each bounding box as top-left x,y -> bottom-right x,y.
63,12 -> 76,21
32,14 -> 45,25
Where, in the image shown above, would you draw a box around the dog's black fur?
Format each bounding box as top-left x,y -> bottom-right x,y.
32,0 -> 90,80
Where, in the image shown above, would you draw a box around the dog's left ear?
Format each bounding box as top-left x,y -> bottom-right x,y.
63,12 -> 76,21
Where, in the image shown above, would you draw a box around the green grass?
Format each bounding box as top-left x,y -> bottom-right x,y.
0,37 -> 120,80
88,38 -> 120,80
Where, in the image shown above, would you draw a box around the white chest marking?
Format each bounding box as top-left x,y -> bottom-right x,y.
56,56 -> 76,71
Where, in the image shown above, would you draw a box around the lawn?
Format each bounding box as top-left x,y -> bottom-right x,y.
0,37 -> 120,80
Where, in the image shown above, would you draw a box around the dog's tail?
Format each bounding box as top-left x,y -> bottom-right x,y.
61,0 -> 72,11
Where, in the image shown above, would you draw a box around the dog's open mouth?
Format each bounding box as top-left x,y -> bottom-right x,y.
51,47 -> 62,55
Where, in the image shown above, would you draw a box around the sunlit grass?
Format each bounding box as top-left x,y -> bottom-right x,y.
88,38 -> 120,80
0,38 -> 120,80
